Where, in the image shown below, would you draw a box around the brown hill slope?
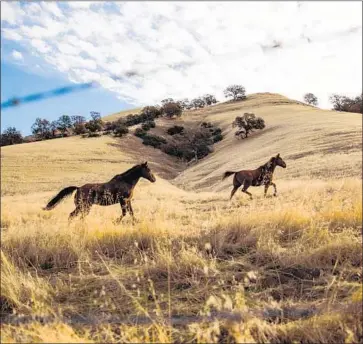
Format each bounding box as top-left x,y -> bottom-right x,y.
172,93 -> 362,191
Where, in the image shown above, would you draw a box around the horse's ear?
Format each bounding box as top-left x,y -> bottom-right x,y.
143,161 -> 148,167
276,153 -> 280,158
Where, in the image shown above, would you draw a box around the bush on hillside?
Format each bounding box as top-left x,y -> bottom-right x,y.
73,122 -> 87,135
161,125 -> 221,162
162,102 -> 183,118
201,122 -> 214,129
232,113 -> 265,139
113,122 -> 129,137
167,125 -> 184,136
213,133 -> 223,143
141,134 -> 167,148
141,120 -> 156,132
1,127 -> 23,146
85,112 -> 104,133
212,128 -> 222,136
134,128 -> 147,138
140,106 -> 162,120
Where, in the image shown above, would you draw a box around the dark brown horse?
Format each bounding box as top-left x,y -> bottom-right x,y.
222,153 -> 286,200
43,162 -> 156,222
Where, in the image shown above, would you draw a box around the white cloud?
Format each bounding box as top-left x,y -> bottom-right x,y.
11,50 -> 23,61
0,1 -> 25,25
1,1 -> 362,108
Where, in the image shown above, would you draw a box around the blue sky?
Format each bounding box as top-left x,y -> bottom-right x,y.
1,1 -> 362,135
1,61 -> 129,135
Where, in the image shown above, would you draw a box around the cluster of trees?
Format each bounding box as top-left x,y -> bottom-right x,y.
232,113 -> 266,139
0,84 -> 248,147
159,84 -> 248,113
162,122 -> 223,162
0,127 -> 23,146
329,93 -> 362,113
161,94 -> 218,112
303,92 -> 362,114
30,114 -> 90,140
134,121 -> 223,163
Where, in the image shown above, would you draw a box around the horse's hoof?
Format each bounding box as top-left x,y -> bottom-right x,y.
113,218 -> 122,225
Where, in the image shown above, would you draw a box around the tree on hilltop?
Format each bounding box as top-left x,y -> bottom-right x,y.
303,93 -> 318,106
224,85 -> 246,101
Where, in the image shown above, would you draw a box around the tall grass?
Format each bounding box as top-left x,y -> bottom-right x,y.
1,179 -> 362,342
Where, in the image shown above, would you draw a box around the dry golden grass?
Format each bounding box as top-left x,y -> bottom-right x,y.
1,94 -> 362,343
1,178 -> 362,343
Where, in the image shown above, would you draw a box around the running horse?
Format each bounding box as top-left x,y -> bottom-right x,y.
222,153 -> 286,200
43,162 -> 156,222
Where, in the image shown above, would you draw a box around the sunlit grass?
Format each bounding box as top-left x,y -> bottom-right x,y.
1,178 -> 362,343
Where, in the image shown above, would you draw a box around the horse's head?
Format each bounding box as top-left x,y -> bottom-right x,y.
274,153 -> 286,168
140,161 -> 156,183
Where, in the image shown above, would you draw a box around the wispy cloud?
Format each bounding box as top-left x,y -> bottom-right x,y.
1,1 -> 362,108
11,49 -> 23,61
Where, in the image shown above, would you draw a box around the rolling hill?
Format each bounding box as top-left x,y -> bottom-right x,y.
1,93 -> 362,343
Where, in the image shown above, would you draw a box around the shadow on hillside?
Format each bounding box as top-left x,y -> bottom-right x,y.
106,137 -> 185,180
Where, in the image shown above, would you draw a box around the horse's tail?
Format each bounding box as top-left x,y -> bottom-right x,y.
43,186 -> 78,210
222,171 -> 237,180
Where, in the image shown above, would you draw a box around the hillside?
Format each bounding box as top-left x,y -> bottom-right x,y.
1,93 -> 362,343
3,93 -> 360,197
103,106 -> 143,122
172,93 -> 362,191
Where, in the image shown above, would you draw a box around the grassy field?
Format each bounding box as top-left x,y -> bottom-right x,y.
1,94 -> 362,343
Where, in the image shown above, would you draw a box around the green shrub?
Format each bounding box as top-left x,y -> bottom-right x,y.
212,128 -> 222,135
134,128 -> 147,138
213,133 -> 223,143
142,134 -> 167,148
141,120 -> 156,131
113,124 -> 129,137
167,125 -> 184,136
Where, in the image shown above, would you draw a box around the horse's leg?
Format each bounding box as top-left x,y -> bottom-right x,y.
115,198 -> 127,224
242,181 -> 253,200
127,200 -> 136,220
68,206 -> 82,223
264,184 -> 270,197
79,204 -> 91,220
230,185 -> 240,200
271,182 -> 277,196
68,205 -> 91,224
230,175 -> 241,200
68,193 -> 83,223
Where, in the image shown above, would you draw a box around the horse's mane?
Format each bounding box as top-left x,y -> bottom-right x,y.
259,157 -> 275,170
110,164 -> 142,181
